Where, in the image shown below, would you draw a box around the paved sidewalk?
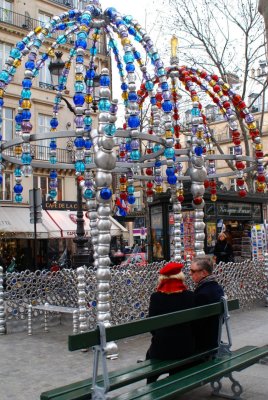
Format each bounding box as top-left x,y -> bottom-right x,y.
0,305 -> 268,400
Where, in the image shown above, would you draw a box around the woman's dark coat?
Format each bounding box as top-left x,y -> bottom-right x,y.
213,239 -> 233,264
194,278 -> 224,352
146,291 -> 195,360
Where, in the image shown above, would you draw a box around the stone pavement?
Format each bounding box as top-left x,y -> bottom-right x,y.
0,304 -> 268,400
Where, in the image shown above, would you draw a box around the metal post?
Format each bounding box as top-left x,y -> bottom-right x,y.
33,187 -> 37,270
72,181 -> 90,268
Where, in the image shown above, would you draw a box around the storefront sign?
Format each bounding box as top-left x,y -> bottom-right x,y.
217,202 -> 252,217
44,200 -> 87,211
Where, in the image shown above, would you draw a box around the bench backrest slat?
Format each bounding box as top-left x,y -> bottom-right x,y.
68,299 -> 239,351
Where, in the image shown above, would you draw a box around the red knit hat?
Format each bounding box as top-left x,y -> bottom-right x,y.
157,262 -> 187,293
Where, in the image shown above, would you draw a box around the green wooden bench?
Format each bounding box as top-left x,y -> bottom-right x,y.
40,298 -> 268,400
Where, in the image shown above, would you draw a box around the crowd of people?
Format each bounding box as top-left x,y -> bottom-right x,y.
146,255 -> 224,383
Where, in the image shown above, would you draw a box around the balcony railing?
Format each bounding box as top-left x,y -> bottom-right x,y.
3,144 -> 76,164
48,0 -> 75,7
0,8 -> 107,55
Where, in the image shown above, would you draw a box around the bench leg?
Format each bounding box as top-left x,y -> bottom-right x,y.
44,310 -> 48,332
211,373 -> 243,400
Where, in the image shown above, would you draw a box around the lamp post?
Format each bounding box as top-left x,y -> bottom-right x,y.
48,52 -> 100,267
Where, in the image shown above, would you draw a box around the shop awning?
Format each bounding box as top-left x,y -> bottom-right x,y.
45,210 -> 127,238
0,206 -> 51,239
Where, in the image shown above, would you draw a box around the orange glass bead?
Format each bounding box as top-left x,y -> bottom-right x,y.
21,100 -> 31,109
34,26 -> 42,34
85,95 -> 93,103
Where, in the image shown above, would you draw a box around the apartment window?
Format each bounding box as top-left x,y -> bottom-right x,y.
2,107 -> 14,141
0,0 -> 13,23
229,178 -> 237,191
0,42 -> 12,70
38,114 -> 51,158
33,175 -> 63,200
229,146 -> 235,156
38,11 -> 51,25
0,172 -> 11,200
38,56 -> 52,85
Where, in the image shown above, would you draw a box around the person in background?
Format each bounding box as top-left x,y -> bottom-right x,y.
213,232 -> 234,264
190,255 -> 224,353
146,262 -> 195,383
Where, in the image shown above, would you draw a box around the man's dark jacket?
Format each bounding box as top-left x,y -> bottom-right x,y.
146,291 -> 195,360
194,276 -> 224,352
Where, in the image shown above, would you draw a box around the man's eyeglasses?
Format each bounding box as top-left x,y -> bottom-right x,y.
190,268 -> 202,274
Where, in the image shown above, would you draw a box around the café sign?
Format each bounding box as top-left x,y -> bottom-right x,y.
217,202 -> 252,217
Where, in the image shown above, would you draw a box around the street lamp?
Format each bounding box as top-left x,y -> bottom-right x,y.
48,52 -> 100,267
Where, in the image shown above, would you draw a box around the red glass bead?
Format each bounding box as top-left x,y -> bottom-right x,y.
256,151 -> 264,158
147,182 -> 153,189
146,168 -> 153,176
235,161 -> 245,170
238,189 -> 247,197
119,176 -> 127,183
236,178 -> 244,186
204,180 -> 210,188
120,192 -> 128,200
257,175 -> 266,182
178,195 -> 184,202
193,196 -> 203,205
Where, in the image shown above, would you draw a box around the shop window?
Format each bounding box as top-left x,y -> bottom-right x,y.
0,172 -> 11,200
2,107 -> 14,141
0,0 -> 13,23
0,42 -> 12,70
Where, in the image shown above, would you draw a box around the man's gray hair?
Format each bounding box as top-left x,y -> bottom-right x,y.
191,255 -> 214,274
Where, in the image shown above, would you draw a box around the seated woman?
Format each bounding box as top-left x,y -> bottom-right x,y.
146,261 -> 195,383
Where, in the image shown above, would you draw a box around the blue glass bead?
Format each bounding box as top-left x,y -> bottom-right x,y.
166,167 -> 175,176
167,175 -> 177,184
128,92 -> 138,101
75,38 -> 87,49
84,139 -> 92,149
50,118 -> 58,128
50,156 -> 57,164
21,89 -> 31,99
135,34 -> 142,42
21,153 -> 32,164
83,188 -> 93,199
194,146 -> 203,156
50,170 -> 57,179
123,52 -> 134,63
73,93 -> 85,106
133,51 -> 141,60
162,101 -> 173,112
152,53 -> 160,62
131,149 -> 140,161
157,67 -> 165,77
14,168 -> 22,176
22,79 -> 32,88
77,31 -> 88,40
10,48 -> 21,59
22,110 -> 31,120
85,156 -> 92,163
124,15 -> 133,24
121,82 -> 128,91
49,189 -> 57,198
145,81 -> 154,91
155,160 -> 162,167
84,116 -> 92,125
127,185 -> 135,195
50,141 -> 57,150
16,41 -> 25,51
0,175 -> 2,185
98,99 -> 111,111
14,183 -> 23,194
90,47 -> 97,55
15,194 -> 23,203
49,180 -> 58,189
126,63 -> 135,72
154,144 -> 161,152
15,114 -> 23,123
117,62 -> 123,70
128,195 -> 136,204
69,9 -> 76,18
100,187 -> 112,200
56,32 -> 67,42
150,97 -> 157,105
191,108 -> 200,116
104,124 -> 116,136
105,7 -> 117,19
33,39 -> 41,48
100,75 -> 110,86
164,147 -> 175,158
128,26 -> 136,35
161,82 -> 169,90
74,137 -> 85,148
113,47 -> 119,55
128,115 -> 140,128
25,61 -> 35,70
126,142 -> 131,151
70,48 -> 76,56
75,161 -> 85,173
76,55 -> 84,63
75,82 -> 84,92
0,71 -> 9,83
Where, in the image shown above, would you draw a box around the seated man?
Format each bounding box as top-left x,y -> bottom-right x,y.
190,255 -> 224,353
